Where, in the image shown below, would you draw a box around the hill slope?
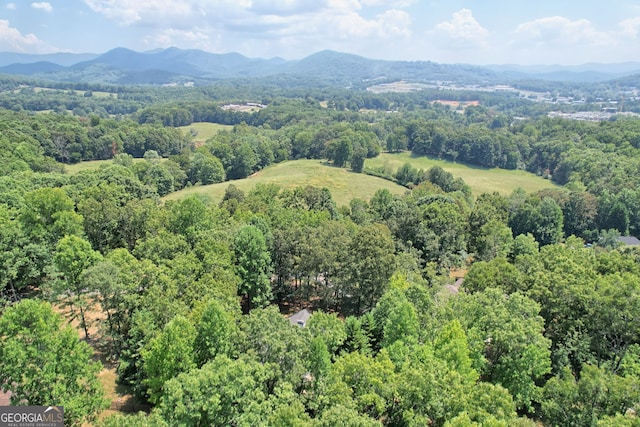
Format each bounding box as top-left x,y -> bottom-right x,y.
163,159 -> 408,206
367,153 -> 557,196
0,51 -> 98,67
1,47 -> 639,85
0,61 -> 65,75
4,47 -> 291,84
0,48 -> 542,86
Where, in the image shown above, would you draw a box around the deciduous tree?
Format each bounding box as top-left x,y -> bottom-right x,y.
234,225 -> 273,311
53,235 -> 101,338
142,315 -> 196,404
347,223 -> 396,314
0,300 -> 107,426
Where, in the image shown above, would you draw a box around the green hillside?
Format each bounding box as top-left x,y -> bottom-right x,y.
178,122 -> 233,145
366,152 -> 558,196
164,159 -> 408,206
68,153 -> 556,203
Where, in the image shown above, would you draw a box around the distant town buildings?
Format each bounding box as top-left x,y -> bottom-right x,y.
221,103 -> 266,112
547,111 -> 639,122
366,80 -> 640,121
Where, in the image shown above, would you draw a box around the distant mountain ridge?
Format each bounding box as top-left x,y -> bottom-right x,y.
0,52 -> 99,67
0,47 -> 639,86
486,63 -> 640,83
0,61 -> 65,75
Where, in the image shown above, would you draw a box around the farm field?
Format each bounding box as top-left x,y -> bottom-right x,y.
366,152 -> 558,196
178,122 -> 233,145
164,159 -> 408,206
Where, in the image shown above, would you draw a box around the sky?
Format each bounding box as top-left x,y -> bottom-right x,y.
1,0 -> 640,65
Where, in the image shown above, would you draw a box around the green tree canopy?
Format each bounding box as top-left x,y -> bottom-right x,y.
0,299 -> 107,426
234,224 -> 273,311
142,314 -> 196,404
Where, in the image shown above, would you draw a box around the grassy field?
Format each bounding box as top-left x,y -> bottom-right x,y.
164,159 -> 408,206
27,87 -> 115,98
65,122 -> 230,173
178,122 -> 233,145
66,152 -> 556,204
82,90 -> 114,98
64,159 -> 113,173
63,158 -> 147,174
366,152 -> 558,196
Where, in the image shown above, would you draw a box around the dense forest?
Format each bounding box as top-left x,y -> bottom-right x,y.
1,78 -> 640,427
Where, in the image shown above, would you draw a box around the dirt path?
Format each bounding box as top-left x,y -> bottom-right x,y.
53,300 -> 148,424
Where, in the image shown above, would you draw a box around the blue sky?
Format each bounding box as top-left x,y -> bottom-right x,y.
1,0 -> 639,65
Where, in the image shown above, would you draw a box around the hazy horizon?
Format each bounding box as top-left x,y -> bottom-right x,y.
1,1 -> 640,66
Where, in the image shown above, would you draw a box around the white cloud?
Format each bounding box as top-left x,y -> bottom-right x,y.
6,3 -> 16,10
375,9 -> 412,38
326,0 -> 360,11
249,0 -> 330,16
620,17 -> 640,39
82,0 -> 414,58
332,9 -> 411,39
82,0 -> 411,31
31,2 -> 52,12
503,16 -> 629,64
514,16 -> 612,47
359,0 -> 416,6
83,0 -> 198,26
0,19 -> 55,52
144,27 -> 210,50
433,8 -> 489,48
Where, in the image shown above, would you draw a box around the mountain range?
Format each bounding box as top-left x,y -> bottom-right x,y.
1,47 -> 639,86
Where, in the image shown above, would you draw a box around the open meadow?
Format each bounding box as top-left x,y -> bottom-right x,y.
64,159 -> 116,173
366,152 -> 558,196
178,122 -> 233,146
63,158 -> 147,174
164,159 -> 408,206
66,152 -> 557,205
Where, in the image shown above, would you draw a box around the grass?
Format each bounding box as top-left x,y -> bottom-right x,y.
64,158 -> 146,174
67,152 -> 556,205
178,122 -> 233,145
366,152 -> 558,196
96,367 -> 148,422
84,91 -> 114,98
164,159 -> 408,206
64,122 -> 232,174
64,159 -> 113,174
28,87 -> 115,98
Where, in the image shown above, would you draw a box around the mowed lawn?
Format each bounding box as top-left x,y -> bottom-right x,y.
178,122 -> 233,145
164,159 -> 408,206
366,152 -> 558,196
